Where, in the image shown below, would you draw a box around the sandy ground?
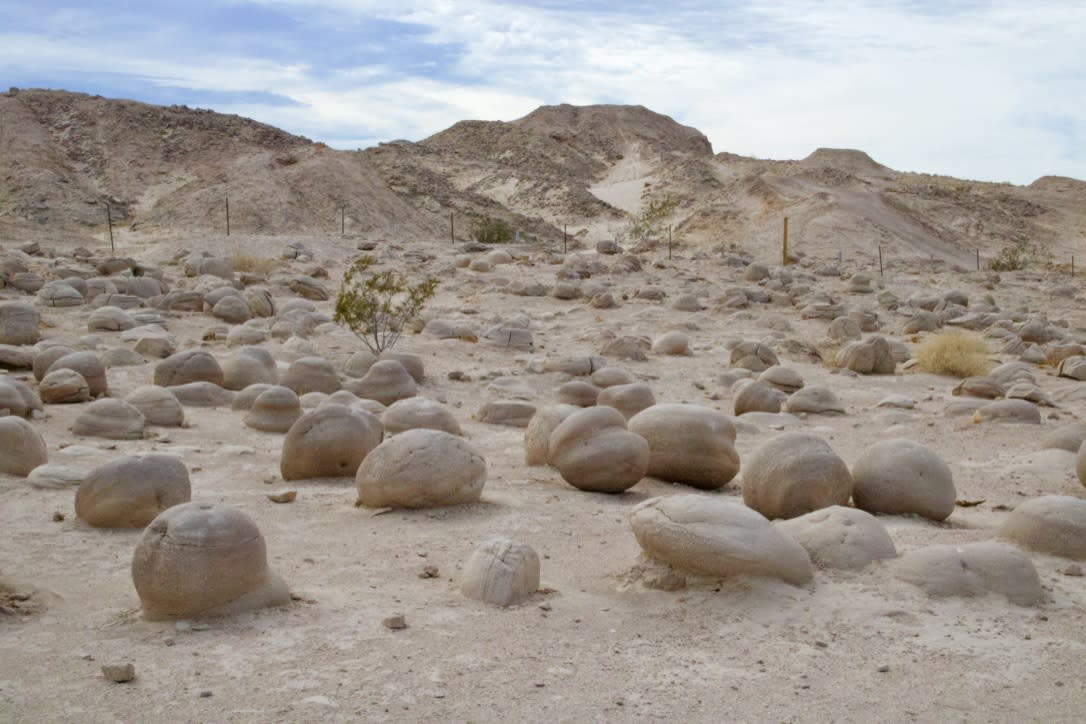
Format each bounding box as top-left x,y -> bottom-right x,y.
2,234 -> 1085,722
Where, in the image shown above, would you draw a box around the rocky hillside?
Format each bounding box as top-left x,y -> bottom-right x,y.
2,89 -> 1083,265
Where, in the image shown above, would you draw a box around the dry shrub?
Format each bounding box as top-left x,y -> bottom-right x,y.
914,330 -> 991,378
232,253 -> 279,275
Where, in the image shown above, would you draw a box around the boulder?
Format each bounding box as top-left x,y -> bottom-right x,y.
344,360 -> 417,406
245,386 -> 303,433
47,351 -> 107,397
167,382 -> 235,408
836,336 -> 896,374
382,398 -> 462,436
627,404 -> 739,490
630,495 -> 813,584
221,346 -> 278,390
76,454 -> 191,527
280,405 -> 383,480
548,406 -> 649,493
742,432 -> 852,520
729,341 -> 779,372
973,399 -> 1042,425
596,382 -> 656,419
477,400 -> 537,428
777,506 -> 896,570
890,541 -> 1043,607
850,439 -> 955,521
0,376 -> 42,417
759,366 -> 804,394
154,350 -> 224,388
461,538 -> 540,607
0,417 -> 48,476
651,331 -> 692,356
0,302 -> 40,345
999,495 -> 1086,560
557,380 -> 600,407
355,429 -> 486,508
590,366 -> 634,388
126,386 -> 185,427
733,380 -> 785,415
87,306 -> 136,332
132,502 -> 290,620
33,344 -> 75,381
784,386 -> 845,414
601,335 -> 651,362
281,356 -> 341,395
1041,422 -> 1086,453
39,368 -> 91,404
523,404 -> 580,467
72,399 -> 145,440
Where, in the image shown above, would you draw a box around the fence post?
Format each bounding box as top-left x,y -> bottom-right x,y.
782,216 -> 789,265
668,225 -> 673,260
450,213 -> 454,244
563,224 -> 567,254
976,248 -> 980,271
341,207 -> 345,236
106,204 -> 114,253
225,195 -> 231,237
878,246 -> 884,276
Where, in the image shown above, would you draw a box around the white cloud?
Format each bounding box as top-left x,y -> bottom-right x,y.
3,0 -> 1084,183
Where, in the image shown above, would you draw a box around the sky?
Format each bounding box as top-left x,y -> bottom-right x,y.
2,1 -> 1084,185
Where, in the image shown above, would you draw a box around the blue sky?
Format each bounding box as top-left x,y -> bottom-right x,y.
2,1 -> 1084,184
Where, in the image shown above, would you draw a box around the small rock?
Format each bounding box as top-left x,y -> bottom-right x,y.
52,511 -> 65,522
383,614 -> 408,630
101,663 -> 136,683
267,490 -> 297,504
1064,564 -> 1084,577
877,665 -> 890,673
418,565 -> 440,579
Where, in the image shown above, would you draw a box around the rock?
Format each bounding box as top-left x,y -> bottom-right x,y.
343,350 -> 377,378
601,335 -> 651,362
37,283 -> 84,308
836,336 -> 896,374
127,327 -> 176,359
777,506 -> 896,570
125,386 -> 185,427
382,614 -> 407,630
47,351 -> 108,397
0,376 -> 42,417
556,380 -> 600,407
651,331 -> 692,356
280,405 -> 383,479
87,306 -> 136,332
0,302 -> 40,345
1042,422 -> 1086,453
523,404 -> 579,466
267,490 -> 297,504
379,351 -> 425,383
876,394 -> 915,410
167,382 -> 235,408
784,386 -> 844,414
742,432 -> 853,520
890,541 -> 1043,607
850,439 -> 955,521
630,495 -> 813,584
0,344 -> 34,370
759,366 -> 804,394
211,296 -> 251,324
973,399 -> 1042,425
477,400 -> 536,427
132,502 -> 290,620
999,495 -> 1086,560
245,386 -> 303,432
828,317 -> 862,342
382,397 -> 462,436
952,376 -> 1004,399
72,399 -> 145,440
154,350 -> 224,388
221,346 -> 278,390
355,429 -> 486,508
542,356 -> 608,376
101,347 -> 145,368
27,463 -> 87,489
76,454 -> 191,527
461,538 -> 540,607
627,404 -> 739,490
733,380 -> 785,415
729,341 -> 779,372
548,406 -> 649,493
39,368 -> 91,404
101,663 -> 136,684
231,383 -> 275,412
344,360 -> 417,406
1057,356 -> 1086,381
0,417 -> 48,476
903,311 -> 942,334
590,366 -> 634,388
281,356 -> 341,395
32,345 -> 76,381
596,382 -> 656,419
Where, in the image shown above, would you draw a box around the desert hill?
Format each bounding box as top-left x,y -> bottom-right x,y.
1,88 -> 1083,265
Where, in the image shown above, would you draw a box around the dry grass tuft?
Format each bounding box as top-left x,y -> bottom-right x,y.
232,252 -> 279,275
914,330 -> 991,378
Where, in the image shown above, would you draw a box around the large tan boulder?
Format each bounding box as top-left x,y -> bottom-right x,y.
776,506 -> 896,570
280,405 -> 383,480
221,346 -> 278,391
630,495 -> 813,584
244,386 -> 303,433
729,341 -> 779,373
890,541 -> 1043,606
523,404 -> 579,466
999,495 -> 1086,560
596,382 -> 656,419
0,376 -> 43,416
380,351 -> 425,383
382,397 -> 461,436
548,406 -> 649,493
1041,422 -> 1086,453
627,404 -> 739,490
75,454 -> 191,527
72,398 -> 145,440
344,360 -> 417,406
0,302 -> 40,345
132,502 -> 290,620
742,433 -> 852,519
784,386 -> 845,414
733,380 -> 785,415
0,417 -> 48,476
281,356 -> 341,395
33,344 -> 76,381
39,368 -> 91,404
47,351 -> 108,397
460,538 -> 540,607
355,429 -> 486,508
126,386 -> 185,427
851,439 -> 956,521
154,349 -> 224,388
836,336 -> 896,374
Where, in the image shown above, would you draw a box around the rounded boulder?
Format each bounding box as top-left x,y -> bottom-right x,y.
76,454 -> 191,527
627,403 -> 739,490
548,406 -> 649,493
999,495 -> 1086,560
850,439 -> 956,521
355,429 -> 486,508
280,405 -> 383,480
742,432 -> 852,520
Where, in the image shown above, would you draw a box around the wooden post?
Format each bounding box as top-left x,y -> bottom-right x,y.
668,225 -> 673,260
225,195 -> 231,237
450,213 -> 454,244
976,248 -> 980,271
878,246 -> 884,276
782,216 -> 789,265
563,224 -> 567,254
1072,255 -> 1075,277
106,204 -> 114,253
341,207 -> 345,236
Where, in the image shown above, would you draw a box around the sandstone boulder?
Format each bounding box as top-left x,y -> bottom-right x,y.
742,433 -> 852,520
548,406 -> 649,493
999,495 -> 1086,560
461,538 -> 540,607
245,386 -> 303,433
72,399 -> 145,440
280,405 -> 383,480
76,454 -> 191,527
0,417 -> 48,476
355,429 -> 486,508
850,439 -> 956,521
382,397 -> 462,436
627,404 -> 739,490
777,506 -> 896,570
890,541 -> 1043,607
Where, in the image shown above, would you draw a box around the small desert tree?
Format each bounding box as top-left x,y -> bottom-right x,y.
333,255 -> 438,354
626,195 -> 677,242
472,216 -> 513,244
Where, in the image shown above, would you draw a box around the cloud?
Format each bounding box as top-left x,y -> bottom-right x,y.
1,0 -> 1084,183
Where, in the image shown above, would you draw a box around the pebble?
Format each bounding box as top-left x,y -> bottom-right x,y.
267,490 -> 297,504
877,665 -> 890,673
383,614 -> 407,630
1063,564 -> 1083,577
101,663 -> 136,683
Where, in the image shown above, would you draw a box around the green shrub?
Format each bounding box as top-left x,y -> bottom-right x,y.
471,216 -> 513,244
989,239 -> 1034,271
333,255 -> 438,354
914,330 -> 991,378
626,195 -> 677,242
